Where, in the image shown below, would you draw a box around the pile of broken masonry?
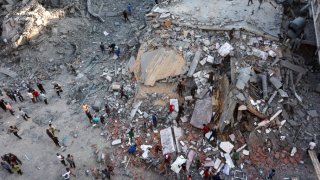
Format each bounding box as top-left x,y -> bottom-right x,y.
98,4 -> 320,179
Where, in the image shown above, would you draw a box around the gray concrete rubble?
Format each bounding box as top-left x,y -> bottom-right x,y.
0,0 -> 319,180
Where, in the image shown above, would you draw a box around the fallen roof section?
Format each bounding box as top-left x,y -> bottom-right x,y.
164,0 -> 283,39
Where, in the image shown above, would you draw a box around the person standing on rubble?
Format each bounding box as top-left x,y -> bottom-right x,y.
0,99 -> 7,112
39,92 -> 48,104
8,125 -> 22,139
6,90 -> 17,102
32,90 -> 40,102
27,92 -> 35,103
128,128 -> 134,142
37,82 -> 46,94
19,108 -> 30,121
104,103 -> 111,117
152,114 -> 158,128
82,104 -> 93,124
202,124 -> 210,137
307,139 -> 316,154
1,161 -> 13,174
247,0 -> 253,6
100,42 -> 105,54
123,10 -> 129,22
258,0 -> 263,9
53,83 -> 63,98
266,169 -> 276,179
177,82 -> 184,97
120,86 -> 129,100
127,3 -> 132,15
48,123 -> 59,137
5,102 -> 14,115
57,153 -> 67,166
66,154 -> 76,168
108,43 -> 116,54
46,129 -> 61,147
15,90 -> 24,102
115,47 -> 121,58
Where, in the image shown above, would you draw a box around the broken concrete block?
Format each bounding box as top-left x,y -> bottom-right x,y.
252,48 -> 268,60
269,76 -> 282,89
129,101 -> 142,120
173,126 -> 183,153
224,153 -> 235,168
187,49 -> 201,77
278,89 -> 289,98
307,110 -> 318,118
236,93 -> 245,101
160,127 -> 176,155
219,141 -> 234,153
199,58 -> 207,65
268,50 -> 277,57
159,13 -> 170,19
242,150 -> 250,156
280,60 -> 307,74
92,99 -> 103,111
111,139 -> 122,145
229,134 -> 235,142
190,96 -> 212,128
112,84 -> 121,90
218,42 -> 234,57
206,55 -> 214,63
236,67 -> 251,90
214,158 -> 221,170
186,149 -> 196,171
0,68 -> 18,78
171,156 -> 187,173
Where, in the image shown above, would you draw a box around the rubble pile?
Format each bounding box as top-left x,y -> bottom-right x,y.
1,0 -> 66,53
87,4 -> 320,179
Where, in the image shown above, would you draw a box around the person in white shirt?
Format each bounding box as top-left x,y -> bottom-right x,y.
307,139 -> 316,154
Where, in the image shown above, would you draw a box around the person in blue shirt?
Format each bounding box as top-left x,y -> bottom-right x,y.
128,144 -> 136,154
127,3 -> 132,15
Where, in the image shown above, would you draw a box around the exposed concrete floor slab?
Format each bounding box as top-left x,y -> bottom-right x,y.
167,0 -> 283,37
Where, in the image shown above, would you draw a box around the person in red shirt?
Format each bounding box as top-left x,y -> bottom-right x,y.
32,90 -> 40,102
202,124 -> 210,136
169,104 -> 175,112
203,168 -> 210,179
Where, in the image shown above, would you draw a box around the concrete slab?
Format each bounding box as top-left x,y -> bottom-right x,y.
167,0 -> 282,38
140,48 -> 186,86
190,95 -> 212,128
160,127 -> 176,155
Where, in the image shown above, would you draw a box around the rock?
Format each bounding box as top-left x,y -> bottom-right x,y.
92,99 -> 103,111
269,76 -> 282,89
236,67 -> 251,90
268,50 -> 277,57
238,105 -> 247,111
219,141 -> 234,153
278,89 -> 288,97
159,13 -> 170,19
114,22 -> 120,26
111,139 -> 122,145
252,48 -> 268,60
307,110 -> 318,118
218,42 -> 234,57
206,55 -> 214,63
203,39 -> 210,46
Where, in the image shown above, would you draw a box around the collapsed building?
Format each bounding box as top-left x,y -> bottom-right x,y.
0,0 -> 319,179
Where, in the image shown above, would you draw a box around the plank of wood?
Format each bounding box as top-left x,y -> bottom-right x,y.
309,150 -> 320,180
